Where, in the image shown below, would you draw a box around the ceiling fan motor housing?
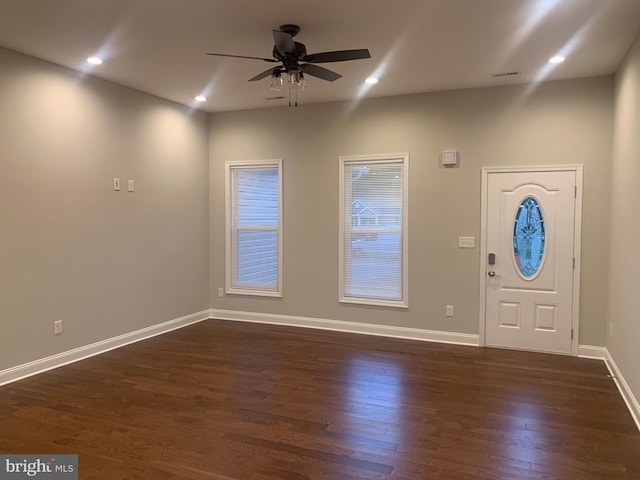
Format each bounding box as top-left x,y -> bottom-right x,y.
272,42 -> 307,72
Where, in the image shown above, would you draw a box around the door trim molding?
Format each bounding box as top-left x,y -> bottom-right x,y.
479,165 -> 584,356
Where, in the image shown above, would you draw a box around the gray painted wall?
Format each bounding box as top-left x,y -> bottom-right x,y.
608,33 -> 640,410
0,48 -> 210,370
209,77 -> 613,346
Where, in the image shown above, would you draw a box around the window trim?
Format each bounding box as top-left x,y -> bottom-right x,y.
225,159 -> 283,297
338,153 -> 409,308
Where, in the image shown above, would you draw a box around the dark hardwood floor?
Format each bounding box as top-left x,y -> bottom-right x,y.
1,320 -> 639,479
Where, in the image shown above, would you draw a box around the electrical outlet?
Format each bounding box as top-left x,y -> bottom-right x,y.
446,305 -> 454,317
609,322 -> 614,337
458,237 -> 475,248
218,288 -> 224,297
128,179 -> 135,192
54,320 -> 63,335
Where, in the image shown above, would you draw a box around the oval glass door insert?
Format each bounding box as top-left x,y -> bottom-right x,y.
513,196 -> 545,278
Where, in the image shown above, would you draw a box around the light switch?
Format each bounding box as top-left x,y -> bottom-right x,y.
128,179 -> 135,192
113,178 -> 120,191
459,237 -> 475,248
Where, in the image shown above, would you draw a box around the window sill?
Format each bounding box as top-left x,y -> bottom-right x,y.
226,288 -> 282,298
339,297 -> 408,309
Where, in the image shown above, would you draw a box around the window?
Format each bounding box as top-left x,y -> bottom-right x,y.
339,154 -> 408,307
513,196 -> 545,279
226,160 -> 282,296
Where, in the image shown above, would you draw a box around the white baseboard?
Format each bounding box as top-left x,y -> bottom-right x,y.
0,310 -> 210,387
210,309 -> 480,346
577,344 -> 608,359
603,350 -> 640,433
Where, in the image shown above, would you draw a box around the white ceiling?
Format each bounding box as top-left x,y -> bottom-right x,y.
1,0 -> 639,112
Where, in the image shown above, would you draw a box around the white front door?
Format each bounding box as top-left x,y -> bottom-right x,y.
483,169 -> 580,354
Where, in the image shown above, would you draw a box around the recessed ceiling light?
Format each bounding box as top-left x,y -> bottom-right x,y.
549,55 -> 566,64
87,56 -> 103,65
365,77 -> 379,85
194,95 -> 207,103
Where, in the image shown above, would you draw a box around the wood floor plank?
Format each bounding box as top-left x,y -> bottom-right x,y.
0,320 -> 638,479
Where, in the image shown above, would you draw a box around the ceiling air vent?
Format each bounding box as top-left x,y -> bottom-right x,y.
491,71 -> 521,78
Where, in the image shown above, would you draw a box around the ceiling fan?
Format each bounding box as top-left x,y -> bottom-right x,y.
206,24 -> 371,105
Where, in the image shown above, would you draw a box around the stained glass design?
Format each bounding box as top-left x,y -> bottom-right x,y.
513,196 -> 545,278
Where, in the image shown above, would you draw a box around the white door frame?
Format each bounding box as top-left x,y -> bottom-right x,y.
479,165 -> 583,356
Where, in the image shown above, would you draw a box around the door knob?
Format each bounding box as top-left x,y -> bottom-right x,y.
488,269 -> 500,277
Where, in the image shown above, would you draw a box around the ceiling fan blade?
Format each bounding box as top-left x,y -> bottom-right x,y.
303,49 -> 371,63
248,67 -> 280,82
206,53 -> 277,63
300,63 -> 342,82
273,30 -> 296,55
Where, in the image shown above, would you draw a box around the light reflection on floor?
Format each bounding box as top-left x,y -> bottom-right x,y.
499,394 -> 546,466
345,355 -> 405,444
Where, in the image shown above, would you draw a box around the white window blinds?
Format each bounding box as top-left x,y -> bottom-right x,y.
339,154 -> 408,307
226,160 -> 282,296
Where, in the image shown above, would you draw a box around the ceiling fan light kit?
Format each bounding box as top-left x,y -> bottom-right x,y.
270,71 -> 283,90
207,24 -> 371,107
